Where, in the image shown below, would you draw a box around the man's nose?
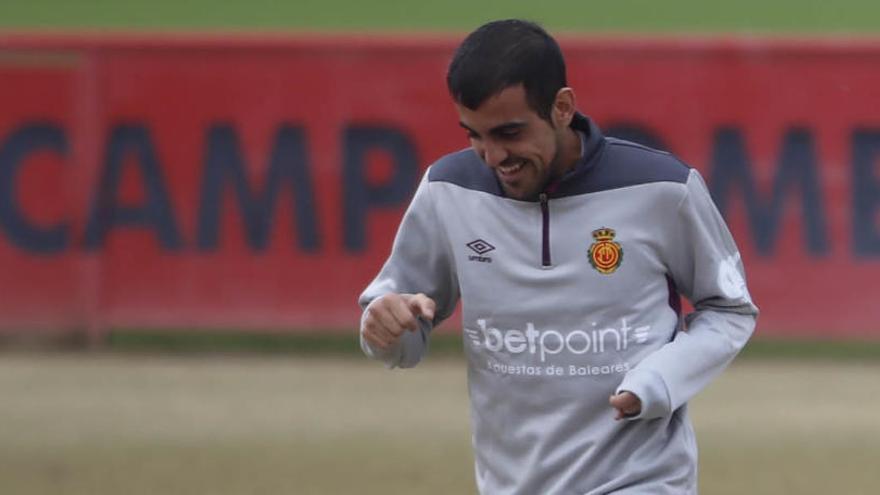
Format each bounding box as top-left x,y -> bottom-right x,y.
479,141 -> 508,168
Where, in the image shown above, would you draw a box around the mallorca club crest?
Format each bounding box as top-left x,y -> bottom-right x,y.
587,227 -> 623,275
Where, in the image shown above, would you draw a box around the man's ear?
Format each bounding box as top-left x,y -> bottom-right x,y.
552,87 -> 577,128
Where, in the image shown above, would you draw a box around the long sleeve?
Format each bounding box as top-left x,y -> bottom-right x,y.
358,171 -> 460,368
616,169 -> 758,419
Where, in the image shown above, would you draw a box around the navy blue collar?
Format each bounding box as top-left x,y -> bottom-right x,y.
542,113 -> 606,199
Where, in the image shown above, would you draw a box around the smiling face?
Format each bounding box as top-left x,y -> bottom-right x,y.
456,84 -> 579,200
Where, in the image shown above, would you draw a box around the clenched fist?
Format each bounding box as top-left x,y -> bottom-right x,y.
361,293 -> 437,350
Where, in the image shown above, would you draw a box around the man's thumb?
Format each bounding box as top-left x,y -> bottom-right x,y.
408,293 -> 436,321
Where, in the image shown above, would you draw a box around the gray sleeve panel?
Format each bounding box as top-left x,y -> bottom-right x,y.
587,139 -> 690,187
427,148 -> 503,196
551,139 -> 690,197
358,171 -> 460,368
616,169 -> 758,419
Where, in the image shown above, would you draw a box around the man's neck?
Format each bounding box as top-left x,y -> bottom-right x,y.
554,127 -> 584,178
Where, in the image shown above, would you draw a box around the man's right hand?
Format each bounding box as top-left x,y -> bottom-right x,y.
361,293 -> 436,350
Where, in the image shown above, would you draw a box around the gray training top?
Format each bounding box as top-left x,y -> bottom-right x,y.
359,114 -> 758,495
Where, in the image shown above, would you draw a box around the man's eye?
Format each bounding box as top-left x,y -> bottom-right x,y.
499,129 -> 521,138
467,132 -> 480,140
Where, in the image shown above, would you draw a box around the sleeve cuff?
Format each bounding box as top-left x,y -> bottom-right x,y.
616,368 -> 672,420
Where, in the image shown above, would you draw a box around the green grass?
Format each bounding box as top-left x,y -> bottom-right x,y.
0,355 -> 878,494
1,0 -> 880,33
104,329 -> 461,356
96,330 -> 880,362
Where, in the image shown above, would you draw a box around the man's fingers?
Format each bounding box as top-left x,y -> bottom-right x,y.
371,302 -> 407,337
406,293 -> 436,321
388,297 -> 419,332
362,322 -> 392,349
609,392 -> 642,420
363,296 -> 409,350
362,293 -> 436,350
609,392 -> 639,410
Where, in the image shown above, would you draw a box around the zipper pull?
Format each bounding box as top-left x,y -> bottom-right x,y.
539,193 -> 551,268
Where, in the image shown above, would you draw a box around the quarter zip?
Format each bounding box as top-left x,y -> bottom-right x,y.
539,193 -> 551,268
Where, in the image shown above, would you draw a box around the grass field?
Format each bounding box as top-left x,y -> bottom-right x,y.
1,0 -> 880,33
1,353 -> 878,494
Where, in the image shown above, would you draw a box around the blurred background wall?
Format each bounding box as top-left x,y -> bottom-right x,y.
1,1 -> 878,342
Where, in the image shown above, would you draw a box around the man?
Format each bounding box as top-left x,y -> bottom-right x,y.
359,19 -> 757,494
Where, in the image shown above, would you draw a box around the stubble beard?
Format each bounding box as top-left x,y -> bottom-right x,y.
497,130 -> 567,200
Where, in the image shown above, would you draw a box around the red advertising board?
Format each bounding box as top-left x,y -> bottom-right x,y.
0,34 -> 878,338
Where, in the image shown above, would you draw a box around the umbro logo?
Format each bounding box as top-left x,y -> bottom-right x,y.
467,239 -> 495,255
467,239 -> 495,263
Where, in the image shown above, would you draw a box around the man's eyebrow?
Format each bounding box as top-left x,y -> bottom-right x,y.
489,122 -> 527,134
458,121 -> 527,136
459,122 -> 477,133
